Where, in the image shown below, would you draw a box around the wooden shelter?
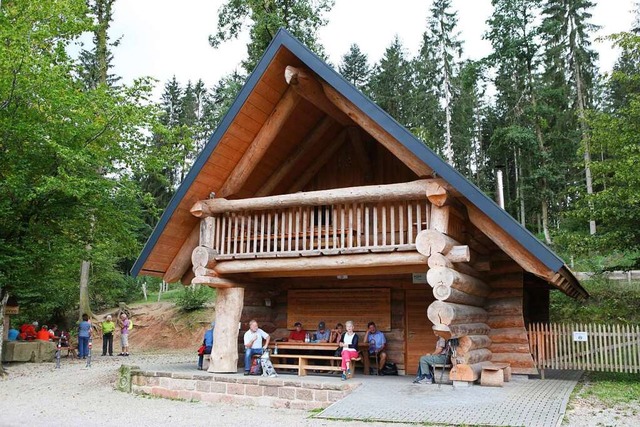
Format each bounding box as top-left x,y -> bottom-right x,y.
132,30 -> 587,378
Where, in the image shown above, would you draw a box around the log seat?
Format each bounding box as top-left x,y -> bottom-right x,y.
480,363 -> 512,387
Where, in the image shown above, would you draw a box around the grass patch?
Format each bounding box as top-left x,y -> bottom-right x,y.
577,371 -> 640,405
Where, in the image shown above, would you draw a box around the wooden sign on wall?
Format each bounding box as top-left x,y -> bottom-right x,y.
287,288 -> 391,332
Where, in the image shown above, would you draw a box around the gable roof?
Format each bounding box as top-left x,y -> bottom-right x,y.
132,29 -> 586,300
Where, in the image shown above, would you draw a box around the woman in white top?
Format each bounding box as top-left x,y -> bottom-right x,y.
338,320 -> 359,380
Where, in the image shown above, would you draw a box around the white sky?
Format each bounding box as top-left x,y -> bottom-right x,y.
110,0 -> 636,98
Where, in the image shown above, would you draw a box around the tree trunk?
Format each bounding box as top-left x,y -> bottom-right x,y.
79,259 -> 94,321
209,287 -> 244,373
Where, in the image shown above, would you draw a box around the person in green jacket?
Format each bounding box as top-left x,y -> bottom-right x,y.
102,315 -> 115,356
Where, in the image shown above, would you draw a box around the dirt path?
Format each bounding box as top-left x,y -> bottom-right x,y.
0,351 -> 414,427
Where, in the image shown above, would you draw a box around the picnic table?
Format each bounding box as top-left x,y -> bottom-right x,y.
267,341 -> 370,376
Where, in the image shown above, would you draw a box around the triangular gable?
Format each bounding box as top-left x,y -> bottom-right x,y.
132,29 -> 586,299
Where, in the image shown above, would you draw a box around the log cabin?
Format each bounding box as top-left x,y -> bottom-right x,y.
132,29 -> 587,379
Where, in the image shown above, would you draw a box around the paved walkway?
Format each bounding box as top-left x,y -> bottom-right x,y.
316,370 -> 583,427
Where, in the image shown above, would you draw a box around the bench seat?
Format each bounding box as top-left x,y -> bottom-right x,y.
480,363 -> 512,387
270,353 -> 361,377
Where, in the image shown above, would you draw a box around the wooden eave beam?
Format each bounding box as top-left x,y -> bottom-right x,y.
213,252 -> 428,276
254,116 -> 336,197
248,264 -> 428,278
163,224 -> 200,283
463,201 -> 556,283
320,81 -> 433,177
218,87 -> 301,198
285,66 -> 353,126
191,178 -> 434,217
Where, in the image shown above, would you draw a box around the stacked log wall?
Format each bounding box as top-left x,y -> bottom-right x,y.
486,259 -> 537,374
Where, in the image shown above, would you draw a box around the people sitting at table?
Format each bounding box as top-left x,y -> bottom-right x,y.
288,321 -> 306,342
338,320 -> 359,381
48,324 -> 59,340
330,323 -> 344,345
314,321 -> 330,343
364,321 -> 387,374
19,322 -> 38,340
36,325 -> 51,341
243,319 -> 270,375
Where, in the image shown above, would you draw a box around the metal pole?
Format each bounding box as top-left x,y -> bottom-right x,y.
86,338 -> 92,368
55,337 -> 61,369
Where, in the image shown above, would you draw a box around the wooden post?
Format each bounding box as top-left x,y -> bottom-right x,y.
209,286 -> 245,373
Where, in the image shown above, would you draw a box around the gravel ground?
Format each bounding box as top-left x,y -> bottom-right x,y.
0,351 -> 414,427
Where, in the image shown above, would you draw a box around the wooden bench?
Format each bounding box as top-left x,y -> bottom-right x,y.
270,354 -> 361,377
433,362 -> 453,386
480,363 -> 512,387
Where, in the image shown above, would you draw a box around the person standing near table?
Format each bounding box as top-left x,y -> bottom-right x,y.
77,314 -> 92,359
101,315 -> 115,356
338,320 -> 359,381
243,319 -> 270,375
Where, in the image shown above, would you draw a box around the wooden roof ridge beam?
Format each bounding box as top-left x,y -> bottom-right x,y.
218,87 -> 301,198
255,115 -> 336,197
319,80 -> 433,177
192,178 -> 435,217
284,65 -> 353,126
163,223 -> 200,283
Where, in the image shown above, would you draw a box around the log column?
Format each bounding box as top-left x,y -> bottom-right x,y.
209,286 -> 245,373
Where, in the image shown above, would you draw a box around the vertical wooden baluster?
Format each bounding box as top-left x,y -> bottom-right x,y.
399,203 -> 405,245
340,204 -> 346,249
390,203 -> 395,246
356,203 -> 362,248
267,212 -> 272,253
259,213 -> 265,253
227,214 -> 233,255
408,201 -> 414,243
365,205 -> 370,247
416,202 -> 422,235
324,206 -> 330,249
245,214 -> 251,254
273,211 -> 279,254
295,208 -> 300,252
373,205 -> 378,247
216,215 -> 222,253
220,215 -> 227,255
382,203 -> 387,246
331,205 -> 340,249
309,206 -> 312,251
233,214 -> 240,255
426,201 -> 431,229
252,213 -> 258,254
281,211 -> 286,253
210,217 -> 217,250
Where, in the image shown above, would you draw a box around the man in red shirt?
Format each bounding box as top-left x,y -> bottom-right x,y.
36,325 -> 51,341
288,322 -> 306,342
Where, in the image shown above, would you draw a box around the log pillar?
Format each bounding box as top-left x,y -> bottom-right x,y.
209,286 -> 244,373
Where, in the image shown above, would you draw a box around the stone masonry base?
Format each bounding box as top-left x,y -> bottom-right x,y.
127,368 -> 359,410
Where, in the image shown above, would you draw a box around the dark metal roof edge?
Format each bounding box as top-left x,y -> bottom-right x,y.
131,33 -> 289,277
276,29 -> 565,273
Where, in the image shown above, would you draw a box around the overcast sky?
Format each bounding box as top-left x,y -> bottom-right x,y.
110,0 -> 636,98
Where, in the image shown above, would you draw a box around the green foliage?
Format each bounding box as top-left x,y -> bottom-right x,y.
338,44 -> 370,90
209,0 -> 334,73
575,371 -> 640,405
175,286 -> 214,312
550,278 -> 640,324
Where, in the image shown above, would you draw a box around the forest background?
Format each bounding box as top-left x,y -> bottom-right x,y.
1,0 -> 639,328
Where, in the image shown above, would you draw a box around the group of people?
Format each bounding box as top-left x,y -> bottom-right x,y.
77,312 -> 132,358
241,319 -> 389,381
7,322 -> 62,343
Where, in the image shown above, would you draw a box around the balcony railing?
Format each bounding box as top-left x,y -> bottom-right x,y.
206,200 -> 429,260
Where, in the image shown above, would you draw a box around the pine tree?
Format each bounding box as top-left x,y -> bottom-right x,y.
338,43 -> 370,91
426,0 -> 463,164
541,0 -> 600,235
368,36 -> 413,126
209,0 -> 334,73
78,0 -> 120,89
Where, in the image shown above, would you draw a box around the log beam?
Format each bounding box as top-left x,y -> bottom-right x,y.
191,246 -> 218,269
427,266 -> 491,297
449,361 -> 493,382
214,252 -> 428,275
415,229 -> 460,256
163,224 -> 200,283
255,116 -> 335,197
427,301 -> 488,326
427,252 -> 483,279
425,180 -> 450,207
209,287 -> 244,373
192,275 -> 238,288
457,335 -> 493,356
218,87 -> 301,198
429,205 -> 450,234
432,322 -> 491,339
192,179 -> 434,217
284,66 -> 352,126
320,81 -> 433,177
432,285 -> 485,307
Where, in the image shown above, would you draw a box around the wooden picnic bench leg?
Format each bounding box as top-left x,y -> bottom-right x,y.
299,358 -> 307,376
362,352 -> 370,375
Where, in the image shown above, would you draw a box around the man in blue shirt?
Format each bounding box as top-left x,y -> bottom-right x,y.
314,321 -> 331,342
198,322 -> 215,370
364,321 -> 387,374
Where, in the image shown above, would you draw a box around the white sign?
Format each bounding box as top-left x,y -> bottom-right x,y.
412,273 -> 427,284
573,331 -> 588,342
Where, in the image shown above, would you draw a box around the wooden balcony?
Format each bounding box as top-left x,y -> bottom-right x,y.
204,199 -> 429,261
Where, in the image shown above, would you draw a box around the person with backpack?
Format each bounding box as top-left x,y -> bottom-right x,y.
243,319 -> 270,375
413,332 -> 450,384
197,322 -> 215,370
117,312 -> 131,356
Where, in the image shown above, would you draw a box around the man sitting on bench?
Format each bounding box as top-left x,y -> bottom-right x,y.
413,332 -> 449,384
243,319 -> 270,375
364,321 -> 387,374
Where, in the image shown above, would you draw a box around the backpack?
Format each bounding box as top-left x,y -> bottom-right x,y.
249,356 -> 262,375
128,319 -> 133,331
381,362 -> 398,376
